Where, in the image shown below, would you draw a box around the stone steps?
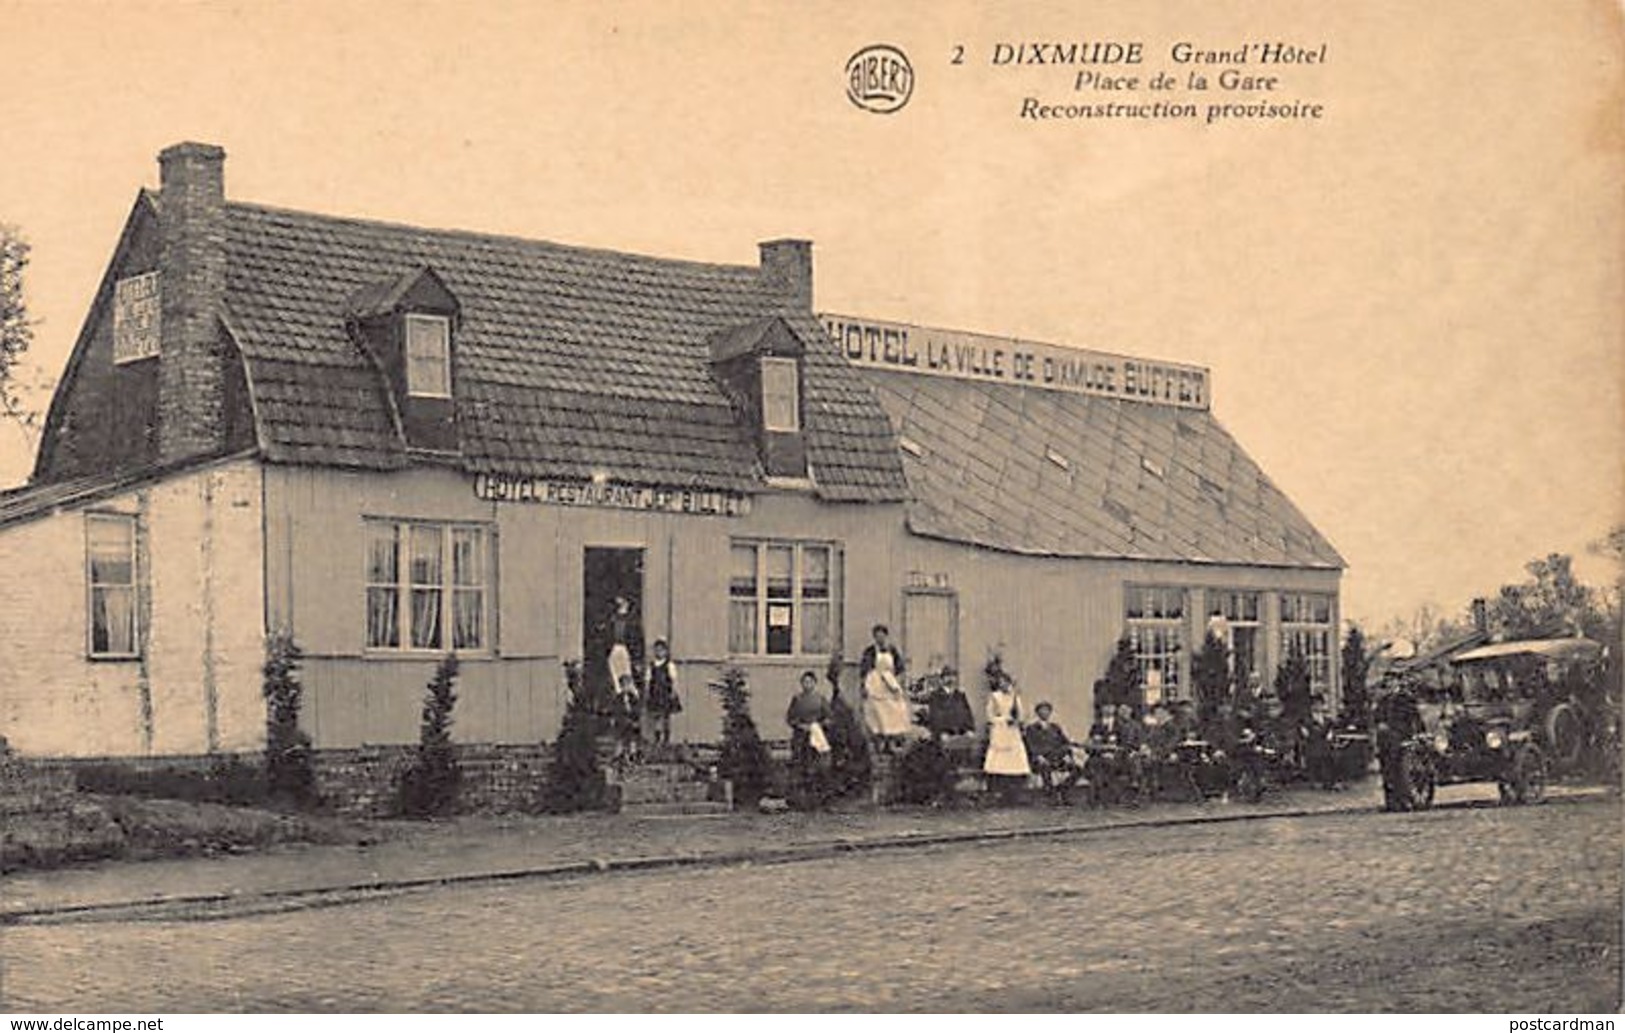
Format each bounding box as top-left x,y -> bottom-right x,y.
608,761 -> 728,813
619,799 -> 734,818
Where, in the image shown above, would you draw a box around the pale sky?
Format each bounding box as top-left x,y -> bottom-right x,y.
1,0 -> 1620,630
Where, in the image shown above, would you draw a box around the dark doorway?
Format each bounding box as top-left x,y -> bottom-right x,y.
583,547 -> 646,696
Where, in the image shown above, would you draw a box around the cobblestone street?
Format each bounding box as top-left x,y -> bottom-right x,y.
2,798 -> 1618,1012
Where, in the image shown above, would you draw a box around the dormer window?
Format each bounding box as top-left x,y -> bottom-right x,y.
405,314 -> 452,398
761,357 -> 801,432
708,316 -> 810,481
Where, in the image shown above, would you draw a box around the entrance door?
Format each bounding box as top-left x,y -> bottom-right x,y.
903,589 -> 958,677
583,547 -> 646,696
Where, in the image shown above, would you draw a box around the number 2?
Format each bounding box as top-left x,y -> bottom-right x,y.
951,44 -> 964,64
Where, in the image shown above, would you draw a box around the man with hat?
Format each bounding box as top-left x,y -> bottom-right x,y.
1025,701 -> 1082,804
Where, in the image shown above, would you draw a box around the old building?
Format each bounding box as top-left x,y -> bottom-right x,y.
0,143 -> 1341,760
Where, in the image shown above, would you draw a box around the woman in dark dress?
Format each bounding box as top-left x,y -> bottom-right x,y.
786,670 -> 832,807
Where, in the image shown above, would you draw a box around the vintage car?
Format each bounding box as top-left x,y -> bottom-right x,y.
1379,636 -> 1606,811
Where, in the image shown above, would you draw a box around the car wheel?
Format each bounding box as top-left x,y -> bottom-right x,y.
1546,703 -> 1584,773
1512,745 -> 1547,805
1402,747 -> 1435,811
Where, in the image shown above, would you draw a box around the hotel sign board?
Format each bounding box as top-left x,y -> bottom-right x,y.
821,313 -> 1210,411
473,473 -> 751,517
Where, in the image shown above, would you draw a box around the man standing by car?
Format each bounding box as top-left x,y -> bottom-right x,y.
1374,677 -> 1424,809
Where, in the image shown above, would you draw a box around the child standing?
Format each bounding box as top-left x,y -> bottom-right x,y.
644,638 -> 682,747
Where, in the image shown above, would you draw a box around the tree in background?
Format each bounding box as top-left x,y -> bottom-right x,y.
1340,624 -> 1372,727
1191,631 -> 1232,726
713,666 -> 772,808
1094,635 -> 1140,712
0,224 -> 41,443
1382,546 -> 1621,658
1487,553 -> 1607,641
396,654 -> 462,818
262,632 -> 316,807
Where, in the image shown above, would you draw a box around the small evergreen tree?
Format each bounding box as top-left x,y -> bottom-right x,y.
713,666 -> 772,808
984,650 -> 1013,695
544,660 -> 612,812
1275,640 -> 1313,727
262,632 -> 316,807
1192,630 -> 1232,726
397,654 -> 462,818
823,651 -> 872,799
895,737 -> 955,805
1340,624 -> 1372,727
1096,635 -> 1140,712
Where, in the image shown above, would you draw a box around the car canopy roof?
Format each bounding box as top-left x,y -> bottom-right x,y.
1450,638 -> 1603,665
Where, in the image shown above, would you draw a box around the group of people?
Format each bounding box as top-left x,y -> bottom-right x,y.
602,596 -> 684,763
786,624 -> 1097,805
604,614 -> 1299,806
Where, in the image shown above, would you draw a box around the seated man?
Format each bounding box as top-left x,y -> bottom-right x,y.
924,666 -> 977,739
1024,702 -> 1081,801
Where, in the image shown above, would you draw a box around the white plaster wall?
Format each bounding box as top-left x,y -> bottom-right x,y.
0,457 -> 265,757
145,460 -> 266,752
0,502 -> 146,755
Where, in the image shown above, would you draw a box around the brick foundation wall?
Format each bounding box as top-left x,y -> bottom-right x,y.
29,742 -> 557,818
312,743 -> 554,817
1,750 -> 126,870
0,751 -> 76,813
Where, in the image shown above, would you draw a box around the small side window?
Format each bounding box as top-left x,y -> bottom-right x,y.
405,314 -> 452,398
87,514 -> 139,658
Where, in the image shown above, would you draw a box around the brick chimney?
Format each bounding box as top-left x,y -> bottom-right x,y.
758,239 -> 813,310
157,141 -> 228,464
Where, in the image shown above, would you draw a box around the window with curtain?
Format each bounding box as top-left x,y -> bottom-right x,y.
1280,591 -> 1335,694
1125,584 -> 1186,700
728,539 -> 842,656
87,514 -> 138,658
1214,589 -> 1262,693
404,314 -> 452,398
365,520 -> 491,652
760,357 -> 800,432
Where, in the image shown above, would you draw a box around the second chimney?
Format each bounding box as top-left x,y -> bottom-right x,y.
758,239 -> 813,311
157,141 -> 228,465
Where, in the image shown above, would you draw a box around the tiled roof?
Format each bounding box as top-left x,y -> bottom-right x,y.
0,451 -> 257,531
866,371 -> 1344,569
221,203 -> 907,499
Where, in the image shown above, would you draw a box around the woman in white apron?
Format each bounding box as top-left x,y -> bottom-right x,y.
983,674 -> 1031,801
860,624 -> 913,750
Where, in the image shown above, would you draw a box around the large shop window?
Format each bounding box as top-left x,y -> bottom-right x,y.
366,521 -> 491,652
1280,591 -> 1334,695
1125,585 -> 1185,701
729,539 -> 840,656
86,514 -> 138,658
1213,590 -> 1262,694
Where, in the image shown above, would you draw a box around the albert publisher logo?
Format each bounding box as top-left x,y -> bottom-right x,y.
846,44 -> 913,114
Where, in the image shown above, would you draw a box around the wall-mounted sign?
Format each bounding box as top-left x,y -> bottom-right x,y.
473,473 -> 751,517
821,313 -> 1210,410
112,272 -> 161,364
